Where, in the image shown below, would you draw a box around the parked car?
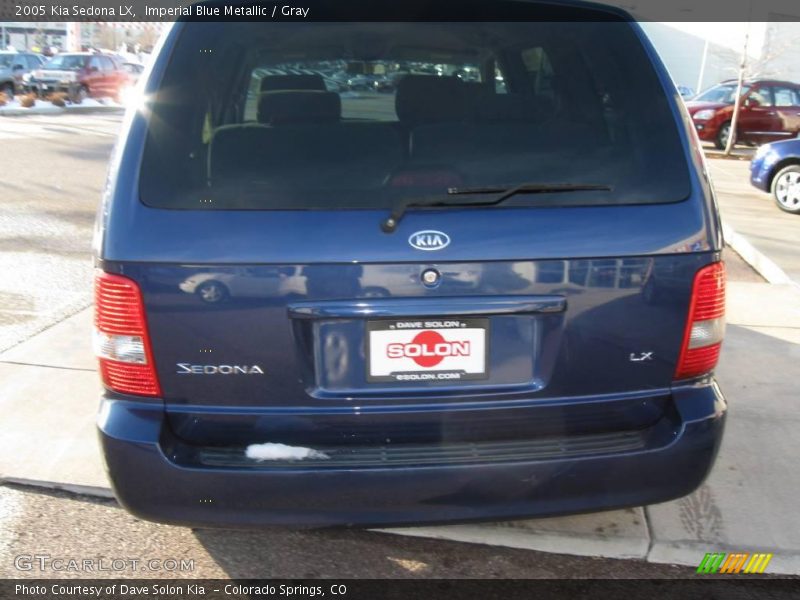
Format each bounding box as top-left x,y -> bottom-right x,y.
456,66 -> 481,83
28,52 -> 130,102
322,76 -> 344,92
178,267 -> 303,302
686,79 -> 800,149
121,61 -> 145,84
676,85 -> 694,99
325,70 -> 351,91
750,138 -> 800,214
95,1 -> 727,528
0,51 -> 44,97
345,74 -> 375,91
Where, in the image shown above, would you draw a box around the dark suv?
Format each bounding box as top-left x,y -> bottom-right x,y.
686,79 -> 800,149
0,51 -> 44,97
28,52 -> 130,102
95,0 -> 727,527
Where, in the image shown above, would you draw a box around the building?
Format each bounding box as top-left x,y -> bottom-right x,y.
641,21 -> 800,96
755,21 -> 800,82
640,23 -> 742,94
0,22 -> 67,52
1,21 -> 164,54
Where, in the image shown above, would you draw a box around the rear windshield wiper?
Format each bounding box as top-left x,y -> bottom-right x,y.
380,182 -> 613,233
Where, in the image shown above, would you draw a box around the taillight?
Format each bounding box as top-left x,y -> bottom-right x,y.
94,271 -> 161,397
674,262 -> 726,380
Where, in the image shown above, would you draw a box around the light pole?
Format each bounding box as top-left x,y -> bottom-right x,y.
696,37 -> 709,94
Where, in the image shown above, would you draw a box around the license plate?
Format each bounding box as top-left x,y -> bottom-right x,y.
367,318 -> 488,383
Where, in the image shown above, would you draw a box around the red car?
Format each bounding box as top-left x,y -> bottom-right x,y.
28,52 -> 131,102
686,79 -> 800,149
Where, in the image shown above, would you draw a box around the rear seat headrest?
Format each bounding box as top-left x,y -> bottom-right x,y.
474,93 -> 550,121
260,74 -> 326,92
395,75 -> 467,124
257,90 -> 341,124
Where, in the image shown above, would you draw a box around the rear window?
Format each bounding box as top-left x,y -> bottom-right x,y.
140,20 -> 690,210
43,54 -> 87,70
695,83 -> 751,105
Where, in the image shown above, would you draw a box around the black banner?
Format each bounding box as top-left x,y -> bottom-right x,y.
1,579 -> 799,600
2,0 -> 800,23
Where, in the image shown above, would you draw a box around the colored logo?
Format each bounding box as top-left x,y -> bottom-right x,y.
696,552 -> 773,574
408,230 -> 450,251
386,330 -> 471,368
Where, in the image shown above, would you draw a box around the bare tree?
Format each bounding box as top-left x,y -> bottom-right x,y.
746,23 -> 800,79
723,28 -> 749,155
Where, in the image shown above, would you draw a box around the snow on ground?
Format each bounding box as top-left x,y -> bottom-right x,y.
245,442 -> 330,461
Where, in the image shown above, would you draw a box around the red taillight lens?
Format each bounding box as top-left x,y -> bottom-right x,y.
94,271 -> 161,397
674,262 -> 726,380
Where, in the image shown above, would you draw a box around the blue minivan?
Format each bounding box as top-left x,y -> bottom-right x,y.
95,0 -> 727,527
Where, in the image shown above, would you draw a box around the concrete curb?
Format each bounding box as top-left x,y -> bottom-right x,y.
2,472 -> 653,563
2,477 -> 115,500
379,514 -> 651,561
11,472 -> 799,575
722,221 -> 795,286
704,152 -> 752,162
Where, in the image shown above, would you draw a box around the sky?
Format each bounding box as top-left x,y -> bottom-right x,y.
664,22 -> 767,57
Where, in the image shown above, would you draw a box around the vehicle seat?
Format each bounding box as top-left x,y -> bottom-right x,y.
398,76 -> 580,180
260,74 -> 326,92
257,89 -> 342,124
209,91 -> 404,193
395,75 -> 469,127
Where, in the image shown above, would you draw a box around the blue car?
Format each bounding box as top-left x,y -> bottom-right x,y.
750,138 -> 800,214
95,0 -> 727,527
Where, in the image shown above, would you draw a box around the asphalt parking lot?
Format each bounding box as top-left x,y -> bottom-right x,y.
0,112 -> 798,578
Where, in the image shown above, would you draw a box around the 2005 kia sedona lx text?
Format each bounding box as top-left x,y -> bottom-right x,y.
95,0 -> 727,527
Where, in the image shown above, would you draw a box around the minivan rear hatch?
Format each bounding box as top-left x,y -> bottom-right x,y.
101,11 -> 716,447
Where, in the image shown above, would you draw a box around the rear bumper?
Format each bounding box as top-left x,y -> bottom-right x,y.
98,383 -> 726,528
29,80 -> 78,95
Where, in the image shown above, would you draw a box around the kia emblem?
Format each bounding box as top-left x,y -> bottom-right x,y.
408,230 -> 451,251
